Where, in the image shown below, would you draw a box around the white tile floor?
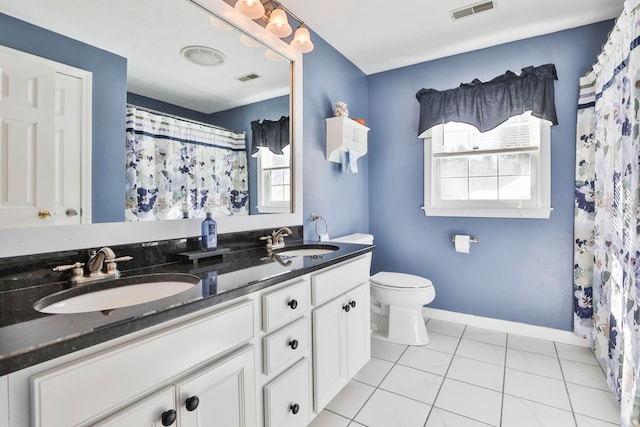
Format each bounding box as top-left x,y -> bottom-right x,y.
309,319 -> 621,427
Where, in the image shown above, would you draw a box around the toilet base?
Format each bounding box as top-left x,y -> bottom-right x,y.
370,307 -> 430,346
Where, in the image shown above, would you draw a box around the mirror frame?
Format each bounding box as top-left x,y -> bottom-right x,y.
0,0 -> 303,258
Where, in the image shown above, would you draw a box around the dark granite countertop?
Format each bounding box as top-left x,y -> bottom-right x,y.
0,240 -> 374,376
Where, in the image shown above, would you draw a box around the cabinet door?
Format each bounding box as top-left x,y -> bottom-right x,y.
312,296 -> 347,411
93,387 -> 176,427
345,283 -> 371,376
176,345 -> 256,427
263,358 -> 311,427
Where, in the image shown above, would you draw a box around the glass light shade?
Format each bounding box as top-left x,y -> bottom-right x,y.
291,26 -> 314,53
266,7 -> 292,37
265,49 -> 286,62
240,34 -> 262,48
209,16 -> 232,30
234,0 -> 265,19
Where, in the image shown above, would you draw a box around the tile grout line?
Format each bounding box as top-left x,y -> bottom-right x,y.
422,321 -> 467,426
555,340 -> 580,427
499,333 -> 509,427
348,341 -> 412,426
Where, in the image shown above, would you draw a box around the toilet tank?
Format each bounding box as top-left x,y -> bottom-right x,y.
332,233 -> 374,270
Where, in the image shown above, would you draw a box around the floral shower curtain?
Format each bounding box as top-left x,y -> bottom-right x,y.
574,0 -> 640,424
125,107 -> 249,221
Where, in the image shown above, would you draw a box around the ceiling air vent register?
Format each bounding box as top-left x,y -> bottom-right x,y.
450,1 -> 496,20
180,46 -> 226,66
236,73 -> 261,82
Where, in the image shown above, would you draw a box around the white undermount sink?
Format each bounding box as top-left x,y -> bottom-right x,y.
272,244 -> 339,257
34,273 -> 200,314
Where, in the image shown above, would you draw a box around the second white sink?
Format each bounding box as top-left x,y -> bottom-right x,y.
273,244 -> 339,257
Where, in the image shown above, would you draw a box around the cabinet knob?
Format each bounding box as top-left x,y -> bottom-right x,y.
288,299 -> 298,309
289,339 -> 299,350
349,300 -> 356,309
185,395 -> 200,411
161,409 -> 177,426
343,304 -> 350,312
38,209 -> 51,219
290,403 -> 300,414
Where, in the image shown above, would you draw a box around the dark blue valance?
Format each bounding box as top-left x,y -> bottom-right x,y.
251,116 -> 290,155
415,64 -> 558,135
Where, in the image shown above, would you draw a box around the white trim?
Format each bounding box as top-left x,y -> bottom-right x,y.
422,307 -> 591,347
423,207 -> 552,218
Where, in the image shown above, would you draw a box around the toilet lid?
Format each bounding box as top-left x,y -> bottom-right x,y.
370,272 -> 432,289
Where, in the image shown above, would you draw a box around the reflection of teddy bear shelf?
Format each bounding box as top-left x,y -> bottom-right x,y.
326,116 -> 369,163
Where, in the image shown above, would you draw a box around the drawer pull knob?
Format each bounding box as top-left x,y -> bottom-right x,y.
290,403 -> 300,414
350,300 -> 357,309
289,339 -> 299,350
343,304 -> 350,312
288,299 -> 298,309
186,396 -> 200,411
161,409 -> 177,426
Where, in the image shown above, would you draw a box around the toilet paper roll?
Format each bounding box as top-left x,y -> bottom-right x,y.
454,235 -> 471,253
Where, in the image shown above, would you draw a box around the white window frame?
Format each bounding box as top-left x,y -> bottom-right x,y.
422,114 -> 552,219
255,146 -> 291,214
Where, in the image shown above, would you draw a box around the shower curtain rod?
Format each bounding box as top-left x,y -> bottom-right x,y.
126,103 -> 243,134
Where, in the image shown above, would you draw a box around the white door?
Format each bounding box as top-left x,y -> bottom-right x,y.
345,283 -> 371,376
0,46 -> 90,229
176,345 -> 257,427
52,72 -> 85,226
312,296 -> 347,411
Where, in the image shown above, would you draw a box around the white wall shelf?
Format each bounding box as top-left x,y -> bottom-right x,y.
326,117 -> 369,163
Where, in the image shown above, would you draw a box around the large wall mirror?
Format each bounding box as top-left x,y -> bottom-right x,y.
0,0 -> 303,257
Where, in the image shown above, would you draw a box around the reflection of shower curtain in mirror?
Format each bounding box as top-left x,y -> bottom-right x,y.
125,107 -> 249,221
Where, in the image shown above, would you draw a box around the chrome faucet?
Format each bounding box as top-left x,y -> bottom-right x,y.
260,227 -> 292,252
53,247 -> 133,285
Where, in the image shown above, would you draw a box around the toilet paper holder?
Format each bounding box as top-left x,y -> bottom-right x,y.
451,236 -> 479,244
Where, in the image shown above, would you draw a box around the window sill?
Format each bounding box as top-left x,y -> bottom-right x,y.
422,206 -> 552,219
256,206 -> 290,214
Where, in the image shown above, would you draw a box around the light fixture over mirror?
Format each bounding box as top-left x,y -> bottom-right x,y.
234,0 -> 314,53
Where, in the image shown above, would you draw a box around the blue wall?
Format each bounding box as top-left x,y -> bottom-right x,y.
365,21 -> 613,331
210,96 -> 289,215
0,13 -> 127,224
301,30 -> 370,241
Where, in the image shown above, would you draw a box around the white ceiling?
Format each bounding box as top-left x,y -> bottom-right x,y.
0,0 -> 291,113
281,0 -> 625,75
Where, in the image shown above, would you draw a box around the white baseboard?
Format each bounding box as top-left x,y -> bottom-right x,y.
422,307 -> 591,348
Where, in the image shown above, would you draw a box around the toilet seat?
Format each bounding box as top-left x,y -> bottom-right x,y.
370,272 -> 432,289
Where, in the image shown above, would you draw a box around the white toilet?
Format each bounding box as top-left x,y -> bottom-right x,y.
332,233 -> 436,346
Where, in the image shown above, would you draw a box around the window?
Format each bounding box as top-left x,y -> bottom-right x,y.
422,112 -> 551,218
255,145 -> 291,213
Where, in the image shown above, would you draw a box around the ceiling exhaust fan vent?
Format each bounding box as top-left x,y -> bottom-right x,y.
450,1 -> 495,20
236,73 -> 261,82
181,46 -> 226,66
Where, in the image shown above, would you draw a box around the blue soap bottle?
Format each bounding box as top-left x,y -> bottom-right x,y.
201,212 -> 217,251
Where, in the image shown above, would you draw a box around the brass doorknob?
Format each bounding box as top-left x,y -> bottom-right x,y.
38,210 -> 51,219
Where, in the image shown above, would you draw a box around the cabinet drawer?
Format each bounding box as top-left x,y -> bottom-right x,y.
31,299 -> 254,427
263,317 -> 309,375
264,358 -> 310,427
262,279 -> 309,332
311,256 -> 370,306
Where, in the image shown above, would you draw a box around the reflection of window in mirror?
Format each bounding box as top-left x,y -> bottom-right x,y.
256,145 -> 291,213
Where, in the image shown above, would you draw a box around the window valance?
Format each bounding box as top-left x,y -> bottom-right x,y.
251,116 -> 290,156
415,64 -> 558,136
